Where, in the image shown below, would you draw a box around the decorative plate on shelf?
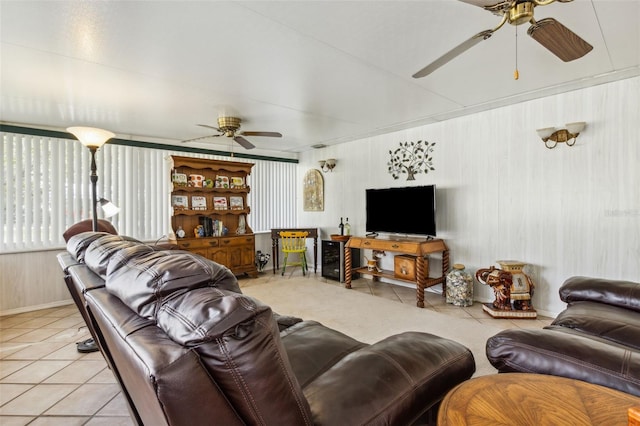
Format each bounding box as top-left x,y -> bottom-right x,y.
230,177 -> 244,188
213,197 -> 228,210
171,195 -> 188,210
229,196 -> 244,210
215,175 -> 230,188
191,196 -> 207,210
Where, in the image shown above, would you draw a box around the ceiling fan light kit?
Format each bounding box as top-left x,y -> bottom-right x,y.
216,116 -> 242,137
413,0 -> 593,79
182,116 -> 282,150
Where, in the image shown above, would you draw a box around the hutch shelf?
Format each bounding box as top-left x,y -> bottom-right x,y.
169,155 -> 258,277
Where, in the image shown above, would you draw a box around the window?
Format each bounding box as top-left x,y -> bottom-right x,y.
1,130 -> 297,253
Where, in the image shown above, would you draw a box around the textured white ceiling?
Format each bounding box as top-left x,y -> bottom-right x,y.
1,0 -> 638,156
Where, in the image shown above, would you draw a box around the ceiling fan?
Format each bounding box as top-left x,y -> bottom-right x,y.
412,0 -> 593,78
182,116 -> 282,149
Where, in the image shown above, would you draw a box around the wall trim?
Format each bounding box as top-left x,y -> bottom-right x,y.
0,124 -> 298,164
0,299 -> 74,317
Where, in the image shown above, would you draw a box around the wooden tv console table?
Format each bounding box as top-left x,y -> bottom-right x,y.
345,236 -> 449,308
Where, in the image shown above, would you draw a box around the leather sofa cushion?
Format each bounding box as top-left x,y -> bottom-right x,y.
85,287 -> 244,425
85,235 -> 151,279
106,249 -> 241,319
156,287 -> 269,346
560,276 -> 640,313
304,332 -> 476,425
156,286 -> 314,425
67,232 -> 119,262
552,300 -> 640,350
280,320 -> 367,387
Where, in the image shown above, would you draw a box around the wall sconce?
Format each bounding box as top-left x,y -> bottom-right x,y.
67,126 -> 115,231
319,158 -> 337,173
536,122 -> 586,149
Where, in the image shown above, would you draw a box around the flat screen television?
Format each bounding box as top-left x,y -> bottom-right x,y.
365,185 -> 436,237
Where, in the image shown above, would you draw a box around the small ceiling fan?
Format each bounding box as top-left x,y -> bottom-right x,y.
412,0 -> 593,78
182,116 -> 282,149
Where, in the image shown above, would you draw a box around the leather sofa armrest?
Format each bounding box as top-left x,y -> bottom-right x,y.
303,332 -> 475,425
560,276 -> 640,313
486,327 -> 640,397
273,312 -> 303,331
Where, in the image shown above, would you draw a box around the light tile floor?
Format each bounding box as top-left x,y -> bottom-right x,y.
0,274 -> 552,425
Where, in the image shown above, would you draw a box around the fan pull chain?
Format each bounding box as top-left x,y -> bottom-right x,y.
514,24 -> 520,80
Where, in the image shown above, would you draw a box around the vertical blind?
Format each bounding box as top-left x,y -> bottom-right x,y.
1,131 -> 297,253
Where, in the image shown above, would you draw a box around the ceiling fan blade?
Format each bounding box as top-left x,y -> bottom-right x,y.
240,131 -> 283,138
528,18 -> 593,62
181,135 -> 218,143
413,29 -> 494,78
233,135 -> 255,150
197,124 -> 222,133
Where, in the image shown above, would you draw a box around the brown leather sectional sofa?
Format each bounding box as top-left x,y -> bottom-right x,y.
58,232 -> 476,425
486,276 -> 640,396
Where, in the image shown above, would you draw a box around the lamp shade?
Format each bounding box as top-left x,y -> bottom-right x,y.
565,122 -> 586,134
67,126 -> 115,148
536,127 -> 555,139
98,198 -> 120,218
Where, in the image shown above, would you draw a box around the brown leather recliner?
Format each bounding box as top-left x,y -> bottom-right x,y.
62,219 -> 118,242
62,219 -> 120,352
58,232 -> 476,425
486,276 -> 640,397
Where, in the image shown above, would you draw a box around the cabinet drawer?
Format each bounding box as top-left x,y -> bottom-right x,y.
176,238 -> 219,250
219,235 -> 255,247
350,238 -> 420,254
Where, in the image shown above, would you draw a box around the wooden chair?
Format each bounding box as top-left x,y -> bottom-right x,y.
279,231 -> 309,276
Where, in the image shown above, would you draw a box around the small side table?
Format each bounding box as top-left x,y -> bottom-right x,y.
438,373 -> 640,425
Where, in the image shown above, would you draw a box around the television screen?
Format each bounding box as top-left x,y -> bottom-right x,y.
365,185 -> 436,237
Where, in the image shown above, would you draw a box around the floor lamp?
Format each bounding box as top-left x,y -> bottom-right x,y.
67,127 -> 115,231
66,126 -> 115,354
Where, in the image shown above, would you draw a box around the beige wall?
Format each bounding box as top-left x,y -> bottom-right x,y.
0,250 -> 71,315
0,234 -> 277,315
299,76 -> 640,317
2,76 -> 638,316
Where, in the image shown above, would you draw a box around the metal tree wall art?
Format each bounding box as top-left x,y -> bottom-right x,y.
387,140 -> 436,180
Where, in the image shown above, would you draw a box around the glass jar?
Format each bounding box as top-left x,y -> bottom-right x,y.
446,264 -> 474,307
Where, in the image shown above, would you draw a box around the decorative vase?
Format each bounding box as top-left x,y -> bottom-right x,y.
446,264 -> 473,307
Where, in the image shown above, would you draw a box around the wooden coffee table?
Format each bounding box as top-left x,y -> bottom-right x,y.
438,373 -> 640,425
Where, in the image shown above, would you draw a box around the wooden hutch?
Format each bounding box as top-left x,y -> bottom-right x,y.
169,155 -> 257,277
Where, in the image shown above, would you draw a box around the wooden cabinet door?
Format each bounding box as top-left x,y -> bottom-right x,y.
240,243 -> 254,268
209,246 -> 228,266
